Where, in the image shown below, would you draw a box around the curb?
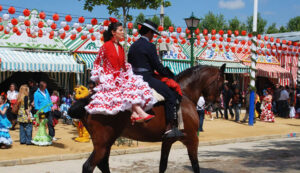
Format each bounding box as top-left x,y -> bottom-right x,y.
1,132 -> 299,167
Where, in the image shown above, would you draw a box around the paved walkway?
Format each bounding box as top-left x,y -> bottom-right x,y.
1,137 -> 299,173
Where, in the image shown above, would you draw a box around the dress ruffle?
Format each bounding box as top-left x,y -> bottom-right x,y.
0,128 -> 12,145
85,63 -> 156,115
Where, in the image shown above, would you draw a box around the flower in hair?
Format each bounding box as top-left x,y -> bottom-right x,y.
109,17 -> 118,23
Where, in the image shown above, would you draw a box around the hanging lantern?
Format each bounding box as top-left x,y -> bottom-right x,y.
257,34 -> 261,40
247,40 -> 252,46
65,15 -> 72,22
8,6 -> 16,14
196,35 -> 201,40
205,36 -> 209,41
138,24 -> 142,30
158,25 -> 164,32
260,43 -> 264,48
53,13 -> 59,21
202,29 -> 208,35
211,29 -> 216,35
89,28 -> 94,33
70,34 -> 76,40
181,39 -> 186,44
211,36 -> 216,41
248,33 -> 253,38
0,25 -> 3,31
12,27 -> 18,33
38,29 -> 43,37
288,41 -> 292,46
81,35 -> 87,40
76,26 -> 82,32
23,9 -> 30,16
227,37 -> 231,42
270,37 -> 274,42
11,18 -> 18,25
24,20 -> 31,27
227,30 -> 232,36
103,20 -> 110,26
38,21 -> 44,28
169,26 -> 174,33
78,16 -> 85,23
166,38 -> 170,43
282,40 -> 287,44
234,39 -> 239,44
127,37 -> 131,43
241,40 -> 246,45
91,18 -> 98,25
195,28 -> 200,35
0,5 -> 2,12
212,43 -> 216,48
219,37 -> 224,42
185,28 -> 190,34
91,35 -> 96,41
241,30 -> 247,36
219,30 -> 224,36
127,22 -> 133,29
202,42 -> 207,48
49,31 -> 54,36
264,35 -> 269,41
158,38 -> 162,43
176,27 -> 182,33
219,44 -> 223,49
39,11 -> 46,19
50,23 -> 57,30
60,33 -> 66,39
64,25 -> 70,31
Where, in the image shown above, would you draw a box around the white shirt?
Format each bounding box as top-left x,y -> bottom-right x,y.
197,96 -> 205,110
7,90 -> 18,101
279,89 -> 289,101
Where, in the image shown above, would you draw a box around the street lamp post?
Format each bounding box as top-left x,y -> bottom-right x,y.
185,12 -> 200,67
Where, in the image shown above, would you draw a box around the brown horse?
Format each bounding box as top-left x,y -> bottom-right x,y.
69,64 -> 225,173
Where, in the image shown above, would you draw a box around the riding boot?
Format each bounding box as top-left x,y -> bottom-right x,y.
163,99 -> 185,139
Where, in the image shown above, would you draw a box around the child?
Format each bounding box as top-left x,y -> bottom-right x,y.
60,97 -> 72,125
0,95 -> 12,148
290,103 -> 296,119
31,112 -> 52,146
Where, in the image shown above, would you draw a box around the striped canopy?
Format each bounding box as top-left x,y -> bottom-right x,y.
76,53 -> 97,70
0,49 -> 83,73
197,60 -> 249,74
162,60 -> 191,75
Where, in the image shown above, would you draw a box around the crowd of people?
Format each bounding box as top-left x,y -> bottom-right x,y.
0,80 -> 74,149
196,80 -> 299,133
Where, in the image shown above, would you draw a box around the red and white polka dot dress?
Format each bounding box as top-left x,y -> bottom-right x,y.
85,40 -> 156,115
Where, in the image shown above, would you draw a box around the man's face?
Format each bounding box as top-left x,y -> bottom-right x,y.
149,30 -> 154,41
40,82 -> 47,89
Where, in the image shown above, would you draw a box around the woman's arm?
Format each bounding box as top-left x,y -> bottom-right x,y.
0,107 -> 8,115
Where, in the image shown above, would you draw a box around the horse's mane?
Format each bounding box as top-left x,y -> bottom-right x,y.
175,65 -> 208,82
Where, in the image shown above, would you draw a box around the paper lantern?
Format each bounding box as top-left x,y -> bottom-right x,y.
23,9 -> 30,16
8,6 -> 16,14
89,28 -> 94,33
76,26 -> 82,32
0,5 -> 2,12
195,28 -> 200,35
210,29 -> 216,35
247,40 -> 252,46
64,25 -> 70,31
24,20 -> 30,27
276,38 -> 280,43
241,30 -> 247,36
282,40 -> 287,44
270,37 -> 274,42
38,29 -> 43,37
78,16 -> 85,23
227,37 -> 231,42
127,22 -> 133,29
70,34 -> 76,40
138,24 -> 142,30
227,30 -> 232,36
248,33 -> 253,38
234,39 -> 239,44
158,38 -> 162,43
241,40 -> 246,45
288,41 -> 292,46
174,39 -> 178,44
49,31 -> 54,36
53,13 -> 59,21
12,27 -> 18,33
158,25 -> 164,32
176,27 -> 182,33
127,37 -> 131,43
211,36 -> 216,41
260,43 -> 264,48
181,39 -> 186,44
264,36 -> 269,41
234,30 -> 239,36
202,29 -> 207,35
49,23 -> 57,31
38,21 -> 44,28
81,35 -> 87,40
257,34 -> 261,40
185,28 -> 190,34
212,43 -> 216,48
0,25 -> 3,31
219,44 -> 223,49
60,33 -> 66,39
219,37 -> 224,42
39,11 -> 46,19
219,30 -> 224,35
65,15 -> 72,22
169,26 -> 174,33
166,38 -> 170,43
91,35 -> 96,41
11,18 -> 18,25
293,42 -> 298,47
196,35 -> 201,40
91,18 -> 98,25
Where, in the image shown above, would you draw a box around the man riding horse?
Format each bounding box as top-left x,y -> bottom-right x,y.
128,20 -> 184,139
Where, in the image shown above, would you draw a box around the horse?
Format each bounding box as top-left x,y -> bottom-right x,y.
69,64 -> 226,173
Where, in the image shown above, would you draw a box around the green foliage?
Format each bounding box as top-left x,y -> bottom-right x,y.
246,13 -> 267,34
133,13 -> 145,28
150,15 -> 160,26
266,23 -> 279,34
287,16 -> 300,31
279,26 -> 287,33
164,16 -> 173,29
228,17 -> 247,31
199,11 -> 227,31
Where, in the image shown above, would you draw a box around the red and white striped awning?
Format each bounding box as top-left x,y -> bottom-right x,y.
244,62 -> 291,79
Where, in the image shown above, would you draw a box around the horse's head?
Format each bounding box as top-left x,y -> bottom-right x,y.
176,64 -> 225,105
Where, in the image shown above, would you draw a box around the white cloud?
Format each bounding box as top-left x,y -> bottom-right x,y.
218,0 -> 245,10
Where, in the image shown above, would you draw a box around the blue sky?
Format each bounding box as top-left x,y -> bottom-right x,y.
2,0 -> 300,28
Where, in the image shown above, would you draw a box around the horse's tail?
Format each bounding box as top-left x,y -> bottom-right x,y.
68,96 -> 90,119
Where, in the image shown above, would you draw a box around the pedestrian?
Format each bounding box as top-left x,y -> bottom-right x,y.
0,94 -> 12,148
65,92 -> 73,107
6,83 -> 18,130
31,112 -> 52,146
222,84 -> 234,120
28,79 -> 38,104
196,96 -> 205,133
34,81 -> 55,141
17,85 -> 33,145
272,84 -> 281,115
260,90 -> 275,122
51,90 -> 61,126
278,86 -> 290,118
215,94 -> 224,119
241,92 -> 257,124
230,88 -> 242,122
60,97 -> 71,124
88,80 -> 96,94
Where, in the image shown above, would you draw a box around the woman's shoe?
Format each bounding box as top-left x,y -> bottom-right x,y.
144,115 -> 155,123
131,117 -> 144,124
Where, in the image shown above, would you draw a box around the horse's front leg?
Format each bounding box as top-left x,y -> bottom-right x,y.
159,139 -> 176,173
97,146 -> 112,173
184,134 -> 200,173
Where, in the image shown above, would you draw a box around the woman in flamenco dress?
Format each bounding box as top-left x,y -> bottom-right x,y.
85,18 -> 156,123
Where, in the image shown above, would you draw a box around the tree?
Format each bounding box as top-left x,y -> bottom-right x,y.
246,13 -> 267,34
199,11 -> 227,31
266,23 -> 279,34
279,26 -> 287,33
133,13 -> 145,29
150,15 -> 160,26
80,0 -> 171,52
228,17 -> 247,31
163,16 -> 173,29
287,16 -> 300,31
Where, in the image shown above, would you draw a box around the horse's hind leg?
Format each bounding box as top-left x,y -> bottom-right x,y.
83,147 -> 110,173
159,140 -> 176,173
83,151 -> 96,173
184,135 -> 200,173
96,147 -> 111,173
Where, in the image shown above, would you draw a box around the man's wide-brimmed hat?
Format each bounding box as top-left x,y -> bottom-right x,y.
138,19 -> 160,35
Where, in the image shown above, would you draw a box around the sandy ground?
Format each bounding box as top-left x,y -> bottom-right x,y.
0,113 -> 299,161
1,137 -> 300,173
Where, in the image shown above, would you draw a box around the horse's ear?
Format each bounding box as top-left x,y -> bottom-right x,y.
220,64 -> 226,75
